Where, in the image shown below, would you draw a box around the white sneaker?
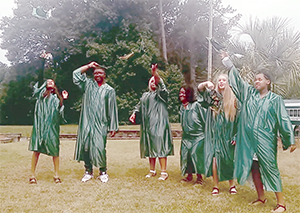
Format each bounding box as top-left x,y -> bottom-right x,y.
97,172 -> 109,183
81,172 -> 93,182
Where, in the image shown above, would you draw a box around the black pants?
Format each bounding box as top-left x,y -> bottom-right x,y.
83,151 -> 106,174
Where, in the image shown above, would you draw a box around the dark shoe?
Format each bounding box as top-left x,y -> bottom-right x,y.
195,174 -> 203,185
181,174 -> 193,182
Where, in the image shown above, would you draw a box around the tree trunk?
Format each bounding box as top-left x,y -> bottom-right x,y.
159,0 -> 168,63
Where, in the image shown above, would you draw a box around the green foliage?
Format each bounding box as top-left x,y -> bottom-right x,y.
0,74 -> 36,124
0,0 -> 240,124
227,17 -> 300,98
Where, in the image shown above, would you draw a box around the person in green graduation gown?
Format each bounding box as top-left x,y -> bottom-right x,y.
198,74 -> 238,195
179,86 -> 206,184
221,52 -> 297,213
73,61 -> 119,183
29,79 -> 65,184
129,64 -> 173,181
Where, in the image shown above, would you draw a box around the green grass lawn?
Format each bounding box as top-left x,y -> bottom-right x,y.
0,126 -> 300,213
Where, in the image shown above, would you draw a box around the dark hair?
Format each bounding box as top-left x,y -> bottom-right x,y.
179,85 -> 196,103
255,72 -> 272,90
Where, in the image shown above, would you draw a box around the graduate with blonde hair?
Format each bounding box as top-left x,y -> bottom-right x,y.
198,73 -> 239,195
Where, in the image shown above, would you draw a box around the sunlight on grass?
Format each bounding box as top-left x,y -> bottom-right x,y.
0,126 -> 299,212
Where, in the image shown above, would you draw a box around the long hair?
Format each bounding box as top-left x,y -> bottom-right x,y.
215,74 -> 237,122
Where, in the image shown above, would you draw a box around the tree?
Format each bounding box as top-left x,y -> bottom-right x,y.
227,17 -> 300,98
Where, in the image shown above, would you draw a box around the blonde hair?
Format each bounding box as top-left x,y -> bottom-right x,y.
215,74 -> 237,122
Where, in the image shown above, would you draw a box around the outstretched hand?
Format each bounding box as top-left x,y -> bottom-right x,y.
151,64 -> 158,75
129,113 -> 136,124
88,61 -> 100,69
62,90 -> 69,99
220,51 -> 229,59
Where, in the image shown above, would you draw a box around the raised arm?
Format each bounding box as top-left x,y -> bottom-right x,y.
197,81 -> 214,92
151,63 -> 160,86
221,52 -> 250,103
32,81 -> 46,98
73,62 -> 99,90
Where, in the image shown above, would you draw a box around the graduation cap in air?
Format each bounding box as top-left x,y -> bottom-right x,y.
32,6 -> 54,20
206,37 -> 226,52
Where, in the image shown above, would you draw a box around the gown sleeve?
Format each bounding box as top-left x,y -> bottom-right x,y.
275,96 -> 295,150
107,89 -> 119,132
73,68 -> 87,91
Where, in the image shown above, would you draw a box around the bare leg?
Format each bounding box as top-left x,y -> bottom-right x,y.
53,156 -> 59,178
252,164 -> 266,201
158,157 -> 168,180
212,157 -> 219,188
31,152 -> 40,178
275,192 -> 285,206
229,179 -> 234,187
158,157 -> 167,172
149,157 -> 156,171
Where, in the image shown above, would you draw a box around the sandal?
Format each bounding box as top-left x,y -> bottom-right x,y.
195,177 -> 203,185
29,177 -> 37,184
158,172 -> 168,181
229,186 -> 237,194
211,187 -> 219,195
271,204 -> 286,213
145,170 -> 156,178
249,198 -> 267,206
181,174 -> 193,182
53,177 -> 62,184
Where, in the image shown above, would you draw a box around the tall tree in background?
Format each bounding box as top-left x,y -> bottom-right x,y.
159,0 -> 168,63
0,0 -> 240,124
227,17 -> 300,98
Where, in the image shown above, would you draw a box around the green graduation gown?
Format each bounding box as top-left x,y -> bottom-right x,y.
133,79 -> 173,158
179,101 -> 206,176
29,82 -> 64,157
229,66 -> 295,191
201,91 -> 238,181
73,68 -> 119,168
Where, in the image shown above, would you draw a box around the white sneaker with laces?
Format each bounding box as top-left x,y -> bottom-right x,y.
98,172 -> 109,183
81,172 -> 93,182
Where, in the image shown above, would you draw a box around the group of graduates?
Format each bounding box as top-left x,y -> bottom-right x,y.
28,52 -> 296,213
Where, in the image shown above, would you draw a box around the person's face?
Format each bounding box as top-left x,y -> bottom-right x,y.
148,77 -> 156,91
179,88 -> 187,104
254,73 -> 270,91
217,75 -> 227,90
94,68 -> 106,82
46,79 -> 55,90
